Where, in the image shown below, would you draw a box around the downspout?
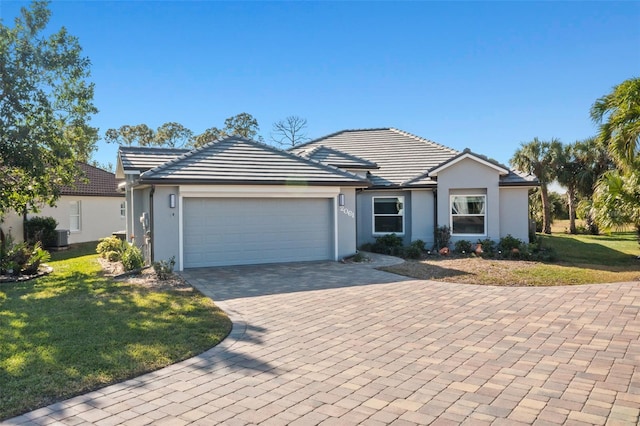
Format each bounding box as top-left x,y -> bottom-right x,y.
433,190 -> 438,247
149,185 -> 155,265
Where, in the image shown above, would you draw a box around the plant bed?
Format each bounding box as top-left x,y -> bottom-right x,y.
0,265 -> 53,284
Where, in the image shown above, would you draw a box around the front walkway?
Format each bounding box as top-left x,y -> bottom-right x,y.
4,256 -> 640,425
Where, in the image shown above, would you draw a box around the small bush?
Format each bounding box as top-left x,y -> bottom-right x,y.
454,240 -> 473,254
122,245 -> 144,271
350,252 -> 369,262
402,245 -> 423,259
24,216 -> 58,247
97,237 -> 125,258
434,225 -> 451,250
477,238 -> 496,257
499,234 -> 524,252
371,233 -> 403,255
153,256 -> 176,280
106,250 -> 121,262
23,242 -> 51,275
410,239 -> 426,252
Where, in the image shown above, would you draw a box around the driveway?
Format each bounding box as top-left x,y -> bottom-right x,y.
5,255 -> 640,425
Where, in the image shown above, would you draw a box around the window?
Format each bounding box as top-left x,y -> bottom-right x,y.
70,200 -> 81,232
120,201 -> 126,218
451,195 -> 486,235
373,196 -> 404,234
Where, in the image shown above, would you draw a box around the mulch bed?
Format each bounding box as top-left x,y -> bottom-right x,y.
0,266 -> 53,284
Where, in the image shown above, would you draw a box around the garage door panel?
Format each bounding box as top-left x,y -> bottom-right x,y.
183,198 -> 332,268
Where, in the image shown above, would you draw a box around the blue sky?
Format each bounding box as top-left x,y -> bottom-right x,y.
1,1 -> 639,169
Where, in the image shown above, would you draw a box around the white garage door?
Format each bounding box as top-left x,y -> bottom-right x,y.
183,198 -> 333,268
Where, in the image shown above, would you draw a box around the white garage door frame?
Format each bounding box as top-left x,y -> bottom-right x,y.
177,185 -> 340,270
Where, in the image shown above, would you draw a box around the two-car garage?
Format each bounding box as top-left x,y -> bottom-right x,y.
182,197 -> 334,268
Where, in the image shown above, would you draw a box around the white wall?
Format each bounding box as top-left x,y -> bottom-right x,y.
1,195 -> 125,244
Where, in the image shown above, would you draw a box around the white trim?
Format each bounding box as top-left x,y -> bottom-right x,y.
178,195 -> 184,271
430,153 -> 509,177
450,194 -> 487,236
69,200 -> 81,232
179,185 -> 340,199
372,196 -> 405,235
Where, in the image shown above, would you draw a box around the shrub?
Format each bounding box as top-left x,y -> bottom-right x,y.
477,238 -> 496,256
153,256 -> 176,280
97,236 -> 125,258
24,216 -> 58,247
106,250 -> 121,262
410,239 -> 426,252
499,234 -> 524,252
23,242 -> 51,275
434,225 -> 451,250
454,240 -> 473,254
402,245 -> 422,259
121,245 -> 144,271
371,233 -> 403,255
350,252 -> 369,263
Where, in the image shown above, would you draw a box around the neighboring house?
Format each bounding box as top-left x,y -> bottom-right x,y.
117,129 -> 537,271
1,163 -> 125,245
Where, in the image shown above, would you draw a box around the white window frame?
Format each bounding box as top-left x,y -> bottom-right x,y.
450,194 -> 487,236
372,196 -> 405,235
70,200 -> 82,232
120,201 -> 126,218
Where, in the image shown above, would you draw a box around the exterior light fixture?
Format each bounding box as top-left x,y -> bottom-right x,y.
169,194 -> 176,208
338,194 -> 345,206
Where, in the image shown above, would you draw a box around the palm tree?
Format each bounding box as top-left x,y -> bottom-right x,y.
554,144 -> 580,234
592,169 -> 640,255
511,138 -> 562,234
590,77 -> 640,171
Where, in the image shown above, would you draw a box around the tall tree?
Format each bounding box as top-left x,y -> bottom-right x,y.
104,124 -> 155,146
554,143 -> 580,234
155,122 -> 193,148
590,77 -> 640,171
192,113 -> 262,147
0,1 -> 97,215
271,116 -> 309,148
510,138 -> 562,234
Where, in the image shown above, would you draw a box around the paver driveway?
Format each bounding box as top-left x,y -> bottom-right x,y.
5,255 -> 640,425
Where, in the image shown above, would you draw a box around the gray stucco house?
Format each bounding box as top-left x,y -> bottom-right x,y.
116,128 -> 537,271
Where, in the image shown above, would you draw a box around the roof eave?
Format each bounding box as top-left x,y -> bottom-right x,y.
136,178 -> 370,188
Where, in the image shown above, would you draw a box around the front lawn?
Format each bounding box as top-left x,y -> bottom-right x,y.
0,244 -> 232,420
381,232 -> 640,286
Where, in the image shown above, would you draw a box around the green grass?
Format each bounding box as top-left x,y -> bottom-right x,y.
0,248 -> 231,420
382,232 -> 640,286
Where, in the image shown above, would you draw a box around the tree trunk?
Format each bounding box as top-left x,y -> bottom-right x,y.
567,187 -> 577,234
540,184 -> 552,234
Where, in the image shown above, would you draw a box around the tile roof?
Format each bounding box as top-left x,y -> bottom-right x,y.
61,163 -> 123,197
292,128 -> 459,187
138,137 -> 369,187
303,146 -> 379,169
117,146 -> 189,176
292,129 -> 538,188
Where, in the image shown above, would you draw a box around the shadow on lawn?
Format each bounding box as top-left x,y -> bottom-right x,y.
0,267 -> 238,420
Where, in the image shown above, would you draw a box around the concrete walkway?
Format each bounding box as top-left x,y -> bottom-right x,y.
4,255 -> 640,425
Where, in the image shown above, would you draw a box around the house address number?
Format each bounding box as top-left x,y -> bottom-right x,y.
340,206 -> 355,218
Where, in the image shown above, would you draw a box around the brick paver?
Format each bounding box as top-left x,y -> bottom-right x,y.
4,255 -> 639,425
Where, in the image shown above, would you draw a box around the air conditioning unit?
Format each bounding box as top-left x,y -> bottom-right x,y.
52,229 -> 69,248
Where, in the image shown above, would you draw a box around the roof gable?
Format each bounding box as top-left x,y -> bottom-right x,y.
139,137 -> 368,186
428,149 -> 510,177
